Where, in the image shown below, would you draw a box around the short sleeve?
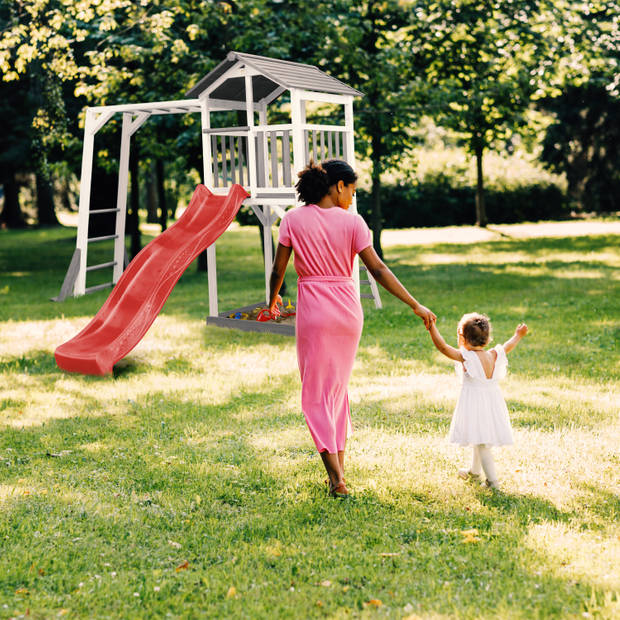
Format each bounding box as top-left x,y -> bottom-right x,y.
352,214 -> 372,254
278,214 -> 292,247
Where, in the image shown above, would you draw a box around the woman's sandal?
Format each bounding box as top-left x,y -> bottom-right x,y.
329,481 -> 350,498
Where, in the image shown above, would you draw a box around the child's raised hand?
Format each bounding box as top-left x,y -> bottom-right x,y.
515,323 -> 528,337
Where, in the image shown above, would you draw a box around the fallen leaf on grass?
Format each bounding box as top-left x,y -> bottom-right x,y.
315,600 -> 323,607
15,588 -> 29,595
168,540 -> 182,549
319,580 -> 332,587
460,529 -> 481,543
363,599 -> 382,608
175,561 -> 189,572
226,586 -> 236,598
379,552 -> 400,557
57,610 -> 69,617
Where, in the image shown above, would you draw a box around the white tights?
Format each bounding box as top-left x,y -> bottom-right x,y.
470,444 -> 498,484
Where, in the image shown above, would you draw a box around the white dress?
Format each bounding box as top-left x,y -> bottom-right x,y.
448,344 -> 514,447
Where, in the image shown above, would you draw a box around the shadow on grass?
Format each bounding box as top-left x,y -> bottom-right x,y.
0,365 -> 616,618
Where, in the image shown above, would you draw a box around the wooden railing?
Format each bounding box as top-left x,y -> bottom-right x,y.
204,124 -> 350,191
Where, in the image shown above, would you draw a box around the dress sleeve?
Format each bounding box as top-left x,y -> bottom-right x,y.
352,214 -> 372,254
278,214 -> 292,247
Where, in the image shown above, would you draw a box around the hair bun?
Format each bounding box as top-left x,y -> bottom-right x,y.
295,160 -> 331,204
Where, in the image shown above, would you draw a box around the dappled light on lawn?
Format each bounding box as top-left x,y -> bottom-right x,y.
0,223 -> 618,617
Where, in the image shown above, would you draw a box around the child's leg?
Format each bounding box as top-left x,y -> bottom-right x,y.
477,444 -> 498,485
470,446 -> 483,476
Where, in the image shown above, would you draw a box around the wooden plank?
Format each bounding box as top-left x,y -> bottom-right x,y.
320,131 -> 325,161
256,133 -> 266,186
270,131 -> 278,187
282,130 -> 292,186
229,135 -> 236,184
303,130 -> 310,165
202,125 -> 250,134
211,135 -> 219,187
51,248 -> 80,302
220,135 -> 227,185
334,132 -> 340,158
238,136 -> 245,186
327,131 -> 333,158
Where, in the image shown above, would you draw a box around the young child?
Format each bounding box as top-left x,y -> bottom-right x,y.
427,313 -> 528,490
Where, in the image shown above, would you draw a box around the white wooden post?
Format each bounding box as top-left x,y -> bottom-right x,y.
290,89 -> 305,205
200,96 -> 214,189
258,104 -> 269,187
263,205 -> 273,303
200,96 -> 218,317
245,71 -> 257,197
344,97 -> 361,297
74,109 -> 97,296
113,112 -> 132,283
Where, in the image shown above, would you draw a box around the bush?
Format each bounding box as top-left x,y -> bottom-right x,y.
356,174 -> 569,228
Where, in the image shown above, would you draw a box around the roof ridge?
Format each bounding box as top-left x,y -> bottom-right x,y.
228,50 -> 316,70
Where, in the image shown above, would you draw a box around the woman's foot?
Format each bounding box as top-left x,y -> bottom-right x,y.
329,481 -> 349,498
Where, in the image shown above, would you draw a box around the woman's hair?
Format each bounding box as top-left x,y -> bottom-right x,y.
295,159 -> 357,205
458,312 -> 492,347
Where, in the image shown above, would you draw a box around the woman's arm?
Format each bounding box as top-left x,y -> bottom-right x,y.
269,243 -> 293,315
503,323 -> 528,354
358,246 -> 436,328
428,321 -> 464,362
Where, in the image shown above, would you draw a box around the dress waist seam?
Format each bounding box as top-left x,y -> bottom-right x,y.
298,276 -> 353,284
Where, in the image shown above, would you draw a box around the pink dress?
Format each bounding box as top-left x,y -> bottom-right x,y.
278,204 -> 372,453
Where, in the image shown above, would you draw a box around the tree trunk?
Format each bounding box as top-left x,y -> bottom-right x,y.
0,174 -> 27,228
36,172 -> 59,226
128,148 -> 142,259
146,162 -> 158,223
474,144 -> 488,227
370,144 -> 384,259
197,250 -> 207,271
156,159 -> 167,231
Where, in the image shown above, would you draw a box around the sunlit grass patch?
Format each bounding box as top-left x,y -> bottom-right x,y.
0,223 -> 618,618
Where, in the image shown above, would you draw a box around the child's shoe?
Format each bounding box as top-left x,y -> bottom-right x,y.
458,469 -> 482,481
482,479 -> 501,491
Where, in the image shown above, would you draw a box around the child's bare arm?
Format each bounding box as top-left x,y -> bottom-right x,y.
428,321 -> 464,362
503,323 -> 528,354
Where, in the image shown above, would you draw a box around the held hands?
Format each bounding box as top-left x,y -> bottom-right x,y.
413,304 -> 437,330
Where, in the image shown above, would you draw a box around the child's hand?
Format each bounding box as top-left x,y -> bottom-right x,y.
414,304 -> 436,330
515,323 -> 528,337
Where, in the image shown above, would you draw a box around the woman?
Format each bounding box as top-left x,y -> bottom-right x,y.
269,160 -> 435,497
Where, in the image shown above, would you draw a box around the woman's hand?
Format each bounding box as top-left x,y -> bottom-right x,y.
413,304 -> 436,330
269,295 -> 283,318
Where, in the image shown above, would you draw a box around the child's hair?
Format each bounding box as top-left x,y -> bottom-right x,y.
458,312 -> 492,347
295,159 -> 357,204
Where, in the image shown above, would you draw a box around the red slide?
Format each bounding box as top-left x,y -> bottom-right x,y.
55,184 -> 249,375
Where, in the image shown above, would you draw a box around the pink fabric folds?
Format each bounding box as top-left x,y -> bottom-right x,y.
278,204 -> 372,453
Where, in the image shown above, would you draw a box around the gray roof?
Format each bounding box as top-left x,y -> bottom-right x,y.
186,51 -> 362,101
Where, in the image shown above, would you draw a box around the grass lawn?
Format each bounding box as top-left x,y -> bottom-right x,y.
0,220 -> 618,619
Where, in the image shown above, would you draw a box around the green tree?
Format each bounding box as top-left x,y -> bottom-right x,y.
322,0 -> 420,257
417,0 -> 559,226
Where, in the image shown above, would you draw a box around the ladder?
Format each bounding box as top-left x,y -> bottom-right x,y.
53,226 -> 129,302
359,264 -> 382,309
